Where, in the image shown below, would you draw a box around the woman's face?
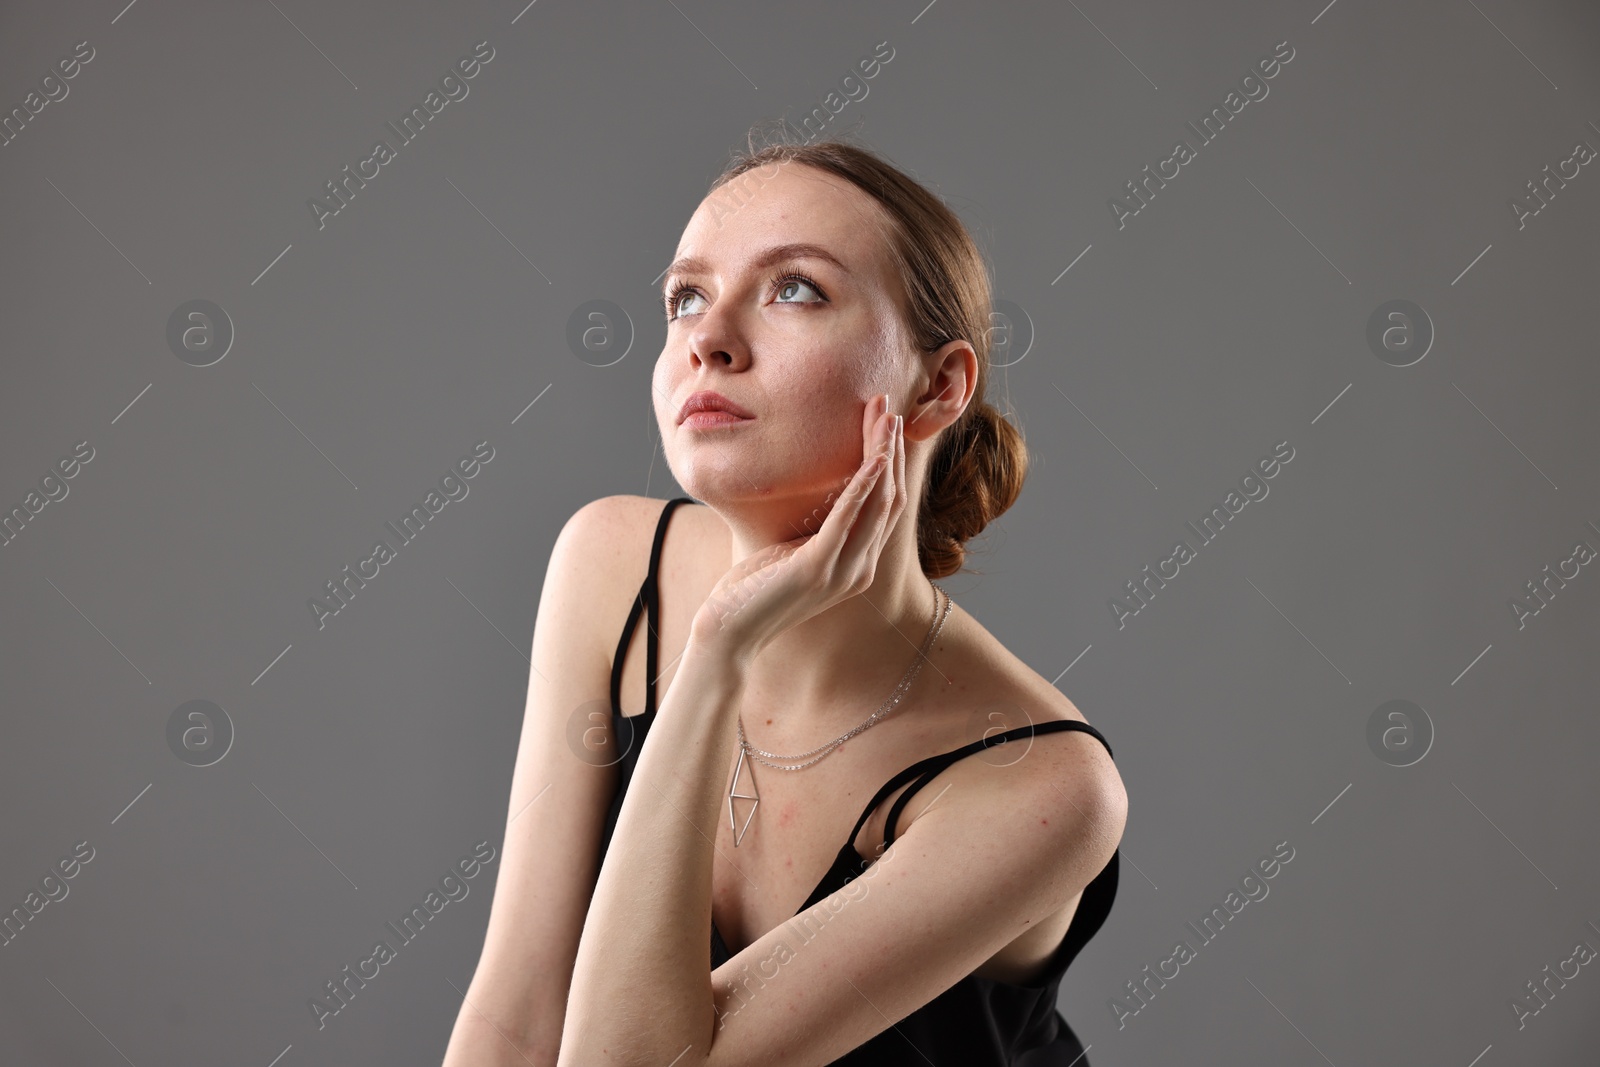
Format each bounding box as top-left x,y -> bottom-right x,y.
653,162 -> 916,511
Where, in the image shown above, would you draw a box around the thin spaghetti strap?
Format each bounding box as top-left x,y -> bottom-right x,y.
608,497 -> 694,717
608,590 -> 646,716
841,720 -> 1113,855
643,497 -> 693,716
882,720 -> 1110,847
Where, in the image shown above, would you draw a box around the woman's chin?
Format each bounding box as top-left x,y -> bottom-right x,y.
681,469 -> 856,520
677,465 -> 776,502
673,446 -> 855,506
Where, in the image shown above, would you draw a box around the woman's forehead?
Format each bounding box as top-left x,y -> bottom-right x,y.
682,165 -> 889,264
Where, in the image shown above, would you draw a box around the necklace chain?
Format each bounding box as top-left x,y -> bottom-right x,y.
735,582 -> 950,771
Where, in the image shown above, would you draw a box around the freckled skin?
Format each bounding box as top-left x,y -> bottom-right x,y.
653,163 -> 916,517
777,799 -> 802,829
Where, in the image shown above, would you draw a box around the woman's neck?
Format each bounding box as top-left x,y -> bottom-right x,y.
719,502 -> 949,747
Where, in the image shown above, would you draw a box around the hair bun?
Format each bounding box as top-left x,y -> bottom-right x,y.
919,401 -> 1028,579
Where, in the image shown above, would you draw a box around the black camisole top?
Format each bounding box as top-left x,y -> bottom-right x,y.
597,497 -> 1120,1065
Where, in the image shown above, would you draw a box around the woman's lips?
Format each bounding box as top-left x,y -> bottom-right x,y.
681,411 -> 754,429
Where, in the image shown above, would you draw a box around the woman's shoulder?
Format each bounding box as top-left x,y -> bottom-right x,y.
558,494 -> 705,563
543,496 -> 672,628
554,495 -> 725,602
938,608 -> 1120,785
565,493 -> 718,537
885,615 -> 1126,871
945,605 -> 1092,724
562,493 -> 676,539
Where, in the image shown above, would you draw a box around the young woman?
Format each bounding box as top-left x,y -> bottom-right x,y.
441,135 -> 1127,1066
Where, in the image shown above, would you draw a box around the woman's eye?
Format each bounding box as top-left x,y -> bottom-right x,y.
774,277 -> 823,304
673,290 -> 705,317
667,273 -> 824,320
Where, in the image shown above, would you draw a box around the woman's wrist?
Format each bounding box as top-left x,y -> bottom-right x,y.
683,621 -> 758,685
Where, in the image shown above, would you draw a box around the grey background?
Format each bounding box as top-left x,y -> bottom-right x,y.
2,0 -> 1598,1064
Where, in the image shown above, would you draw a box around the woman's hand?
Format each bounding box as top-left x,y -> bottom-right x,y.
690,392 -> 907,666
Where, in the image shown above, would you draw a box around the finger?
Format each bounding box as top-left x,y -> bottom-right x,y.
876,411 -> 906,556
839,414 -> 899,580
809,397 -> 887,537
809,432 -> 889,571
815,397 -> 892,577
866,412 -> 899,552
895,410 -> 907,526
872,411 -> 906,562
835,455 -> 889,582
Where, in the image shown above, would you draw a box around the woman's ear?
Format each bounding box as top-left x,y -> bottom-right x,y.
905,340 -> 977,442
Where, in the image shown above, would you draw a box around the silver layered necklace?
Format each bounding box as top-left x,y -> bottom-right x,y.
726,582 -> 952,847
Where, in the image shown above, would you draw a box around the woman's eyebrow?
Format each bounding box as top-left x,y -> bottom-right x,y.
659,242 -> 851,299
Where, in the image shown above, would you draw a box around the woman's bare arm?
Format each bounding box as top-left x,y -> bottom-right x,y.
440,497 -> 643,1066
557,621 -> 1126,1066
556,418 -> 1129,1066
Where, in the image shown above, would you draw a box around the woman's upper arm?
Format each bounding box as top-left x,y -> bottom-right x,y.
456,495 -> 645,1058
702,729 -> 1126,1067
